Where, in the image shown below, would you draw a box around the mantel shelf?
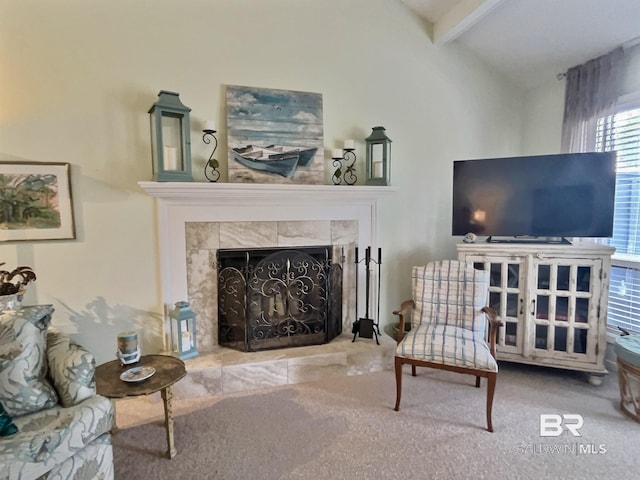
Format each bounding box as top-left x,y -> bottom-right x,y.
138,181 -> 397,205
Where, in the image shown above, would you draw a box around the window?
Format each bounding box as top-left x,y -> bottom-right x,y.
596,105 -> 640,333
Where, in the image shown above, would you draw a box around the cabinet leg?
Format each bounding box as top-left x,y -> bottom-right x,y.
588,373 -> 604,386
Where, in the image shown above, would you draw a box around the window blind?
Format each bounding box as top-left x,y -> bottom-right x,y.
596,107 -> 640,332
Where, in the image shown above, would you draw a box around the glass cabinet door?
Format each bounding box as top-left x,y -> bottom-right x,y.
530,258 -> 601,362
470,257 -> 524,354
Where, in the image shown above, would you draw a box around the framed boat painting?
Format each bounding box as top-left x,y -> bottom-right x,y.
226,85 -> 325,184
0,162 -> 76,242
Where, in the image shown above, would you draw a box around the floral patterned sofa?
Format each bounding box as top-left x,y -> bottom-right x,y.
0,305 -> 114,480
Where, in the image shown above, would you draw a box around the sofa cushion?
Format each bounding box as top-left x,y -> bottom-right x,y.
0,394 -> 114,480
47,331 -> 97,408
0,305 -> 59,417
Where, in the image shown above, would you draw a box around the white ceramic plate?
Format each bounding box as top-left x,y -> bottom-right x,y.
120,366 -> 156,383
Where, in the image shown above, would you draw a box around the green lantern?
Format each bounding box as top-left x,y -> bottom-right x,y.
365,126 -> 392,186
148,90 -> 193,182
169,301 -> 198,360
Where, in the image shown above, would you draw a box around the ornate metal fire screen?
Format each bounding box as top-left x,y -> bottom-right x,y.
217,246 -> 343,352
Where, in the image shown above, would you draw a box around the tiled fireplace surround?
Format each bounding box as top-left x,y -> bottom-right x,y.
139,182 -> 396,398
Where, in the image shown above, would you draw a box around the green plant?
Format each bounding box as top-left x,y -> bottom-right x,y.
0,263 -> 36,295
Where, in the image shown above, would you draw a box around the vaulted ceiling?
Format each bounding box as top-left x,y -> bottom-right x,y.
399,0 -> 640,89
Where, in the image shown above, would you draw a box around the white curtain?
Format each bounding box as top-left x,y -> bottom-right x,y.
561,47 -> 625,153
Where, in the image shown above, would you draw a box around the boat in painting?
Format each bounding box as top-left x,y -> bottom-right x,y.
264,145 -> 318,167
232,145 -> 318,178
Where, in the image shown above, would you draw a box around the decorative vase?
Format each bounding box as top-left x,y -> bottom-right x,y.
0,291 -> 24,313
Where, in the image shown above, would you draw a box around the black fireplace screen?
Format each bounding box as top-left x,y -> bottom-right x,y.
217,246 -> 342,352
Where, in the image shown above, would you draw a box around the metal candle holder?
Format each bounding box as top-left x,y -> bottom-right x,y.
203,128 -> 220,182
331,148 -> 357,185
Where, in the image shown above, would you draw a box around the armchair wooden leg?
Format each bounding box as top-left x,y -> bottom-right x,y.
394,357 -> 403,411
411,365 -> 417,377
486,373 -> 497,432
475,376 -> 481,388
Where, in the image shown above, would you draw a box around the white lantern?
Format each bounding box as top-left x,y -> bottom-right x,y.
169,301 -> 198,360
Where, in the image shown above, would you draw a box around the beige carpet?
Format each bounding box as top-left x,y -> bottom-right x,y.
112,362 -> 639,480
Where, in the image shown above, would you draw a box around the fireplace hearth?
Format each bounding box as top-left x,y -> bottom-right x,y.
217,246 -> 343,352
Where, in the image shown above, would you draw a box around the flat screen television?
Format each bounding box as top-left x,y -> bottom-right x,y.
451,152 -> 616,241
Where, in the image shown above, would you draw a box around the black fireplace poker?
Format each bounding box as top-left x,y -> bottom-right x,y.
352,246 -> 381,345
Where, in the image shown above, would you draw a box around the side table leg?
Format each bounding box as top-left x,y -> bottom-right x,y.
110,399 -> 119,434
161,386 -> 177,459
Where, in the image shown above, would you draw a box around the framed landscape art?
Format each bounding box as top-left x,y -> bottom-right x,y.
0,162 -> 76,242
226,85 -> 325,184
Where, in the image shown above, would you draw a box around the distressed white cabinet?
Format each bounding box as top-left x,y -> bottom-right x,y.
457,243 -> 615,384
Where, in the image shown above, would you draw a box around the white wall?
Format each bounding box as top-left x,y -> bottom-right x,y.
0,0 -> 524,363
522,78 -> 565,155
621,44 -> 640,99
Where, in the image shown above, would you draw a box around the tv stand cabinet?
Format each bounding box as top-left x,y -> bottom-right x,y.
457,242 -> 615,385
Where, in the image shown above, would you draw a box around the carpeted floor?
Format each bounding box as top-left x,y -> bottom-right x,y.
112,362 -> 639,480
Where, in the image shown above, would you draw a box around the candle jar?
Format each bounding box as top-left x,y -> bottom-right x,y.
117,331 -> 141,365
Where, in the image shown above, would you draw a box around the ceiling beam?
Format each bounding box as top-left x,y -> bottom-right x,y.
433,0 -> 505,45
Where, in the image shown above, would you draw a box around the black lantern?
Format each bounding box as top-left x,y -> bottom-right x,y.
148,90 -> 193,182
365,126 -> 392,186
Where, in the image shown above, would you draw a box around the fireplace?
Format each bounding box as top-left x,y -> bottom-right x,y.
217,246 -> 342,352
137,182 -> 394,353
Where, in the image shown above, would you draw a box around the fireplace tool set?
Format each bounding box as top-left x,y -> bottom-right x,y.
352,246 -> 382,345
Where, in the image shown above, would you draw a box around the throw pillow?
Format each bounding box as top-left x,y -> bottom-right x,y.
46,331 -> 96,407
0,401 -> 17,437
0,305 -> 58,417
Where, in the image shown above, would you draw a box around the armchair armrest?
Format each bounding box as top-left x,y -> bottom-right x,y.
481,306 -> 503,358
392,299 -> 415,343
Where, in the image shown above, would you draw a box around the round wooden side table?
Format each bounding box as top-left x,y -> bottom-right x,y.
95,354 -> 187,458
615,335 -> 640,423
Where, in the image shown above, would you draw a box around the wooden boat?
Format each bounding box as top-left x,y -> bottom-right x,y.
232,145 -> 300,178
232,144 -> 317,177
264,145 -> 318,166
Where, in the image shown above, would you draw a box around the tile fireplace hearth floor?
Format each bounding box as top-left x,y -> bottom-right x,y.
113,333 -> 395,428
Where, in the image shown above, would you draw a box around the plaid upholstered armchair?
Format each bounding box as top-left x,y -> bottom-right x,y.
393,260 -> 502,432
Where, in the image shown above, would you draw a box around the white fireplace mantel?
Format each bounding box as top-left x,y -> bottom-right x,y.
138,181 -> 396,205
138,181 -> 396,310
